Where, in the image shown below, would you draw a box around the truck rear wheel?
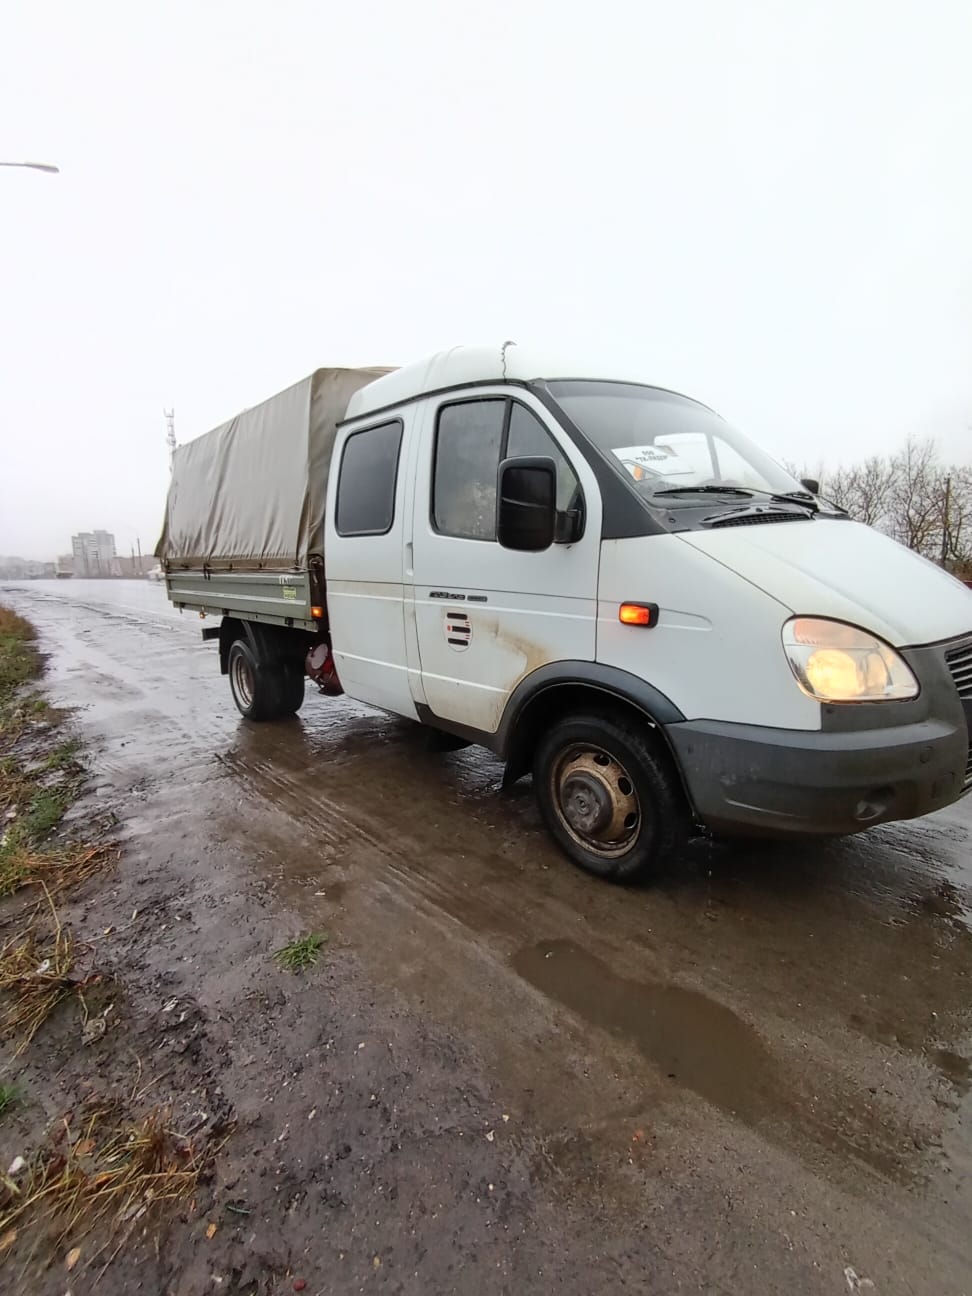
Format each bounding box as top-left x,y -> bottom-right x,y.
533,713 -> 686,883
277,663 -> 306,717
228,639 -> 303,721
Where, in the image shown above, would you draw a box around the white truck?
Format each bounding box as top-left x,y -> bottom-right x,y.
159,343 -> 972,881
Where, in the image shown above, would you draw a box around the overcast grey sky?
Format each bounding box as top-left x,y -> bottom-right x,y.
2,0 -> 970,559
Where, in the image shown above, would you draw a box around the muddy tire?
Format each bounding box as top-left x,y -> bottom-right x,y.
533,713 -> 687,883
228,639 -> 293,722
278,663 -> 306,717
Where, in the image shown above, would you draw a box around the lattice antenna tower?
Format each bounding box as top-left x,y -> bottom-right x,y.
164,408 -> 176,470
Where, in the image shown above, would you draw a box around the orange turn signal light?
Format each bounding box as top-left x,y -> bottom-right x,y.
311,606 -> 324,620
619,602 -> 658,628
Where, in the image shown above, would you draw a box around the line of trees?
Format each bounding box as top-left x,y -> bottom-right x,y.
790,437 -> 972,577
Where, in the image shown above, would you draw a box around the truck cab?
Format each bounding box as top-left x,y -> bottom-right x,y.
164,343 -> 972,883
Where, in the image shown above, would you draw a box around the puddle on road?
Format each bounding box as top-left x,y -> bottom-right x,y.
512,938 -> 778,1128
510,937 -> 972,1190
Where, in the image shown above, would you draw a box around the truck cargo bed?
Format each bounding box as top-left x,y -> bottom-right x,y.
165,569 -> 320,631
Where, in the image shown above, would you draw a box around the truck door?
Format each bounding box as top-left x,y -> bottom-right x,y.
409,390 -> 601,734
325,412 -> 418,719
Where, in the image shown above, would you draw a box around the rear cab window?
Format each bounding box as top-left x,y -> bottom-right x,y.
336,419 -> 404,536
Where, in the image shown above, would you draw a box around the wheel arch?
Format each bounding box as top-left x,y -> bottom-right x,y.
217,617 -> 246,675
499,663 -> 691,803
218,617 -> 310,676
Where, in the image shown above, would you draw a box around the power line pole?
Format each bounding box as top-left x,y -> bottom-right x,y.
940,474 -> 952,567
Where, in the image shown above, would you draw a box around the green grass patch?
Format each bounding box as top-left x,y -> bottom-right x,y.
0,604 -> 113,904
23,786 -> 72,840
273,932 -> 327,973
24,692 -> 52,718
0,607 -> 38,711
0,1082 -> 21,1118
43,738 -> 81,772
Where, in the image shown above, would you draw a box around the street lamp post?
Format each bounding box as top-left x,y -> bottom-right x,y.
0,161 -> 60,174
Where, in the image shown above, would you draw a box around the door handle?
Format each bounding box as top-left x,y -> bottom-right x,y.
405,541 -> 414,577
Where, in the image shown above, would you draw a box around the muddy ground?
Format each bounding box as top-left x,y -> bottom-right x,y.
1,579 -> 970,1296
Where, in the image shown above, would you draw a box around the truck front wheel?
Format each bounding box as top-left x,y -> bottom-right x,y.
228,639 -> 302,721
533,713 -> 686,883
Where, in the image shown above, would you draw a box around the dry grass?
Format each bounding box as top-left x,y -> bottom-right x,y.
0,901 -> 80,1054
0,837 -> 117,903
0,1102 -> 205,1270
0,609 -> 207,1274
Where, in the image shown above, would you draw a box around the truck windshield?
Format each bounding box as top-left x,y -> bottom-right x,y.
547,381 -> 805,501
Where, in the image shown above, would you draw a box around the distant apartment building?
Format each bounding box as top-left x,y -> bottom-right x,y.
71,530 -> 117,578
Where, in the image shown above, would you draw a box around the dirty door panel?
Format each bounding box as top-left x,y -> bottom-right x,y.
409,392 -> 600,734
325,414 -> 416,719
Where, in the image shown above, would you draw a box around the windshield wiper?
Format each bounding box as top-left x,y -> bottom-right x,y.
652,484 -> 832,515
651,485 -> 755,498
765,491 -> 820,513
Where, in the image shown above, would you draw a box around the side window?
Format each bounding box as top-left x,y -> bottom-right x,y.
433,400 -> 505,540
336,420 -> 403,536
506,403 -> 580,514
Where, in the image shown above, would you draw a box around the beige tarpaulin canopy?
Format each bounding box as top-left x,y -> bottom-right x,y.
157,367 -> 389,570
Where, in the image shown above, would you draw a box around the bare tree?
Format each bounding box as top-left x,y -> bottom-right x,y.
814,434 -> 971,575
779,436 -> 971,575
820,455 -> 896,528
823,463 -> 853,511
888,437 -> 942,557
854,455 -> 897,528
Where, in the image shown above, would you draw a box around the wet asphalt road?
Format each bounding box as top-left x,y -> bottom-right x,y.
3,579 -> 972,1293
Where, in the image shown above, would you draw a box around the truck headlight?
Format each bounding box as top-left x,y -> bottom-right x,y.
782,617 -> 919,702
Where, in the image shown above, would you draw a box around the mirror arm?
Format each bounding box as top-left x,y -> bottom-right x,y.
554,507 -> 584,544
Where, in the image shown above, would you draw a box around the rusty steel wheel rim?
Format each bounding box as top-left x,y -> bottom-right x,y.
231,651 -> 254,710
550,743 -> 641,858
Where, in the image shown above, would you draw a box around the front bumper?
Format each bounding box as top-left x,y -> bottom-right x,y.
666,714 -> 970,838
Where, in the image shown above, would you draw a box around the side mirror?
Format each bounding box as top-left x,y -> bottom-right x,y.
801,477 -> 820,495
497,456 -> 556,551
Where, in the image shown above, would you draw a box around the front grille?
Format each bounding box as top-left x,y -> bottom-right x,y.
706,511 -> 808,529
945,637 -> 972,791
945,639 -> 972,699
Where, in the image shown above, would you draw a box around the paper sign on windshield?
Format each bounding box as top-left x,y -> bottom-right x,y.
611,445 -> 697,480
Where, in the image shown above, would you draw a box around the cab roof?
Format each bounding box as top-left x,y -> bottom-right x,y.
344,342 -> 650,421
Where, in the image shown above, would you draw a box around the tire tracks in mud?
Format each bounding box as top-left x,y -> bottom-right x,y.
215,741 -> 943,1202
